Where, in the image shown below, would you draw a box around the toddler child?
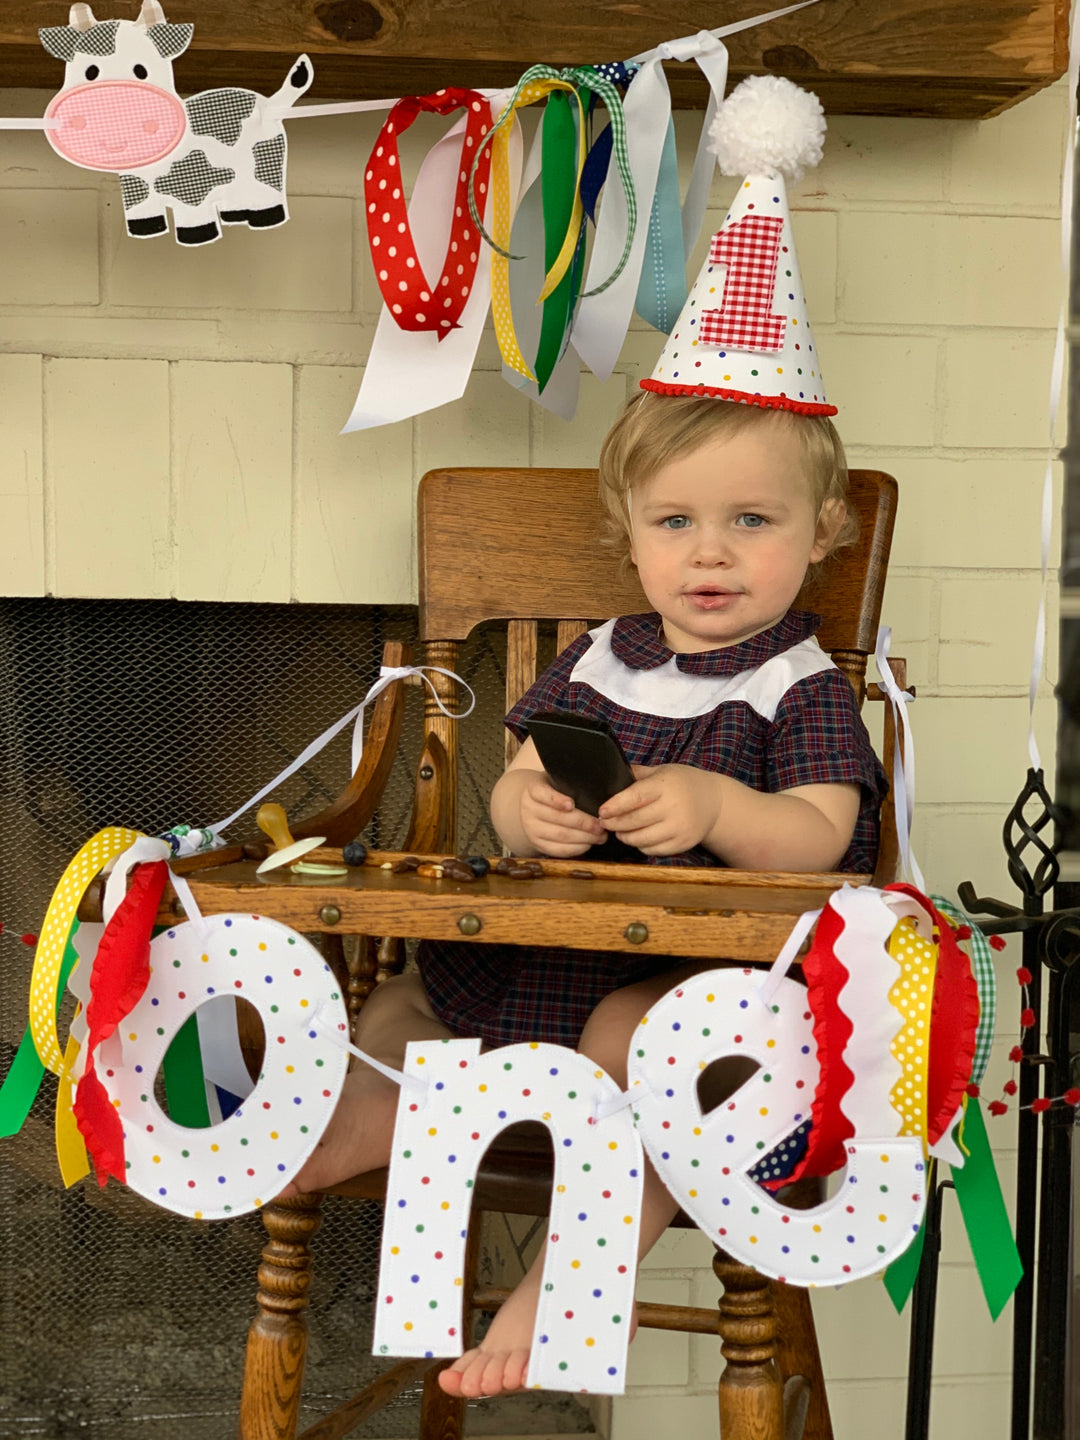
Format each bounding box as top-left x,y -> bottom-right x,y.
284,390 -> 888,1399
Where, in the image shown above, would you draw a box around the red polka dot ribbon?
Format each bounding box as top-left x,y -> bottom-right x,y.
365,89 -> 492,339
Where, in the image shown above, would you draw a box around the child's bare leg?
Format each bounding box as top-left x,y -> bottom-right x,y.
439,960 -> 727,1399
281,971 -> 454,1196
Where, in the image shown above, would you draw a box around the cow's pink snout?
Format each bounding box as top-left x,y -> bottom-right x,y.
46,82 -> 187,171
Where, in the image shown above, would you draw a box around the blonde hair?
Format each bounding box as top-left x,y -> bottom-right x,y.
597,391 -> 857,575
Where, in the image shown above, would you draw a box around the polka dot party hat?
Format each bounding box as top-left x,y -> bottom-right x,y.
641,74 -> 835,416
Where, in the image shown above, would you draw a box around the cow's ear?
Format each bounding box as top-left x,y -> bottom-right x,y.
147,21 -> 193,59
39,25 -> 79,62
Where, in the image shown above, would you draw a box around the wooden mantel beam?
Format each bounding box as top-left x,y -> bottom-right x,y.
0,1 -> 1068,118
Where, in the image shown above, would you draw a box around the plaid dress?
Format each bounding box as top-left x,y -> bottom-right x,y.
418,609 -> 888,1049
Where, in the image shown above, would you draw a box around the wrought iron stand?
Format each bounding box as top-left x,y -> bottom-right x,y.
902,768 -> 1080,1440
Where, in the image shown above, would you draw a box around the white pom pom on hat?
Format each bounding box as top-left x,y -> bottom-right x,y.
641,74 -> 835,416
708,74 -> 826,184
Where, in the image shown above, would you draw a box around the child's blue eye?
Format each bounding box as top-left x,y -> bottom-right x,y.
736,514 -> 767,529
660,515 -> 691,530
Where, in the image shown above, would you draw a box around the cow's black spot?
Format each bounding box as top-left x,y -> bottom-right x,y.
85,64 -> 99,80
133,63 -> 148,79
186,89 -> 256,148
252,135 -> 286,192
154,150 -> 234,208
290,60 -> 310,89
119,174 -> 150,210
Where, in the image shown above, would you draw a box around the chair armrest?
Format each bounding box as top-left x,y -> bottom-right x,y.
292,640 -> 411,847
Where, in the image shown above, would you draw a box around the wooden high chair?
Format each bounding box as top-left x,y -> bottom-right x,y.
158,465 -> 900,1440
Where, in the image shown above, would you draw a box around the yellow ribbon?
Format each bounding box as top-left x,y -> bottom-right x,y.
488,76 -> 587,380
29,826 -> 142,1183
886,915 -> 939,1150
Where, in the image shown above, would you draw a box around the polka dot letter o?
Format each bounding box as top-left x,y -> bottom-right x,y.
95,914 -> 348,1219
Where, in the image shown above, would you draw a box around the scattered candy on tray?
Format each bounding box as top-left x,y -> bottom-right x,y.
343,840 -> 368,866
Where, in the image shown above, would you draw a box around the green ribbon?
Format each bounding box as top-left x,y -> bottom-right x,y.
883,1207 -> 927,1312
161,1012 -> 213,1129
535,89 -> 579,393
469,63 -> 635,291
884,1102 -> 1022,1318
0,923 -> 81,1136
950,1098 -> 1022,1319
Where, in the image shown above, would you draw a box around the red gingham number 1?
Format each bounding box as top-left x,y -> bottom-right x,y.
699,214 -> 787,353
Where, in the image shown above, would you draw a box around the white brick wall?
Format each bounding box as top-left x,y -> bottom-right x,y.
0,76 -> 1068,1440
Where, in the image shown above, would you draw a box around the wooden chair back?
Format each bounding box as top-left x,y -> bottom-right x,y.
412,467 -> 897,861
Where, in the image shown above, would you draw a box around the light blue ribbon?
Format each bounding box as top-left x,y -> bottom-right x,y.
635,116 -> 688,334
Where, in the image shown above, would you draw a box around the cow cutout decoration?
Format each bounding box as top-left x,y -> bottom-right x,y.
39,1 -> 311,245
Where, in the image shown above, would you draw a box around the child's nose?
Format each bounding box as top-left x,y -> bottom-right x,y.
691,528 -> 733,564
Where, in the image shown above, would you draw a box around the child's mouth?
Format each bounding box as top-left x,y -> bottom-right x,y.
685,587 -> 738,610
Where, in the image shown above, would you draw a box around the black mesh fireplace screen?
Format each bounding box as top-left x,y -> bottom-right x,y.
0,597 -> 593,1439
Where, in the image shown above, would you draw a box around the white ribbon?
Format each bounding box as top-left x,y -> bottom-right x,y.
210,663 -> 475,840
571,0 -> 824,382
1028,0 -> 1078,772
342,95 -> 520,430
875,625 -> 925,893
757,906 -> 823,1009
0,118 -> 59,129
313,1004 -> 427,1091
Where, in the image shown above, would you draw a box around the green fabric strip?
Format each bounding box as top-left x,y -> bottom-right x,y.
883,1210 -> 926,1313
0,925 -> 81,1137
161,1011 -> 213,1130
950,1099 -> 1022,1320
535,89 -> 579,393
932,893 -> 996,1085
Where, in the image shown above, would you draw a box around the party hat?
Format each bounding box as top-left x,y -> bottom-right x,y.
641,75 -> 834,416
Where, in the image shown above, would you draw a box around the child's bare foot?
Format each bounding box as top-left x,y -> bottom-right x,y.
438,1262 -> 543,1397
278,1062 -> 399,1197
438,1255 -> 640,1398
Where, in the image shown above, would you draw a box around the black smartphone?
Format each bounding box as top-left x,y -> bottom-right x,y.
523,711 -> 642,862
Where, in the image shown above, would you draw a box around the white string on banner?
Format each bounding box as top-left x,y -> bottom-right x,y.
875,625 -> 925,893
209,663 -> 475,842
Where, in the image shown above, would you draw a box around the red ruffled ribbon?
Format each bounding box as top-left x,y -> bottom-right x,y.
365,88 -> 492,338
73,860 -> 169,1187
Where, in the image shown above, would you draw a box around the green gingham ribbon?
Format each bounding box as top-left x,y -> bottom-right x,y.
468,63 -> 636,296
932,894 -> 996,1085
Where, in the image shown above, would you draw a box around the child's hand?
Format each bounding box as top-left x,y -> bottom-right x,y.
519,777 -> 607,858
598,764 -> 720,856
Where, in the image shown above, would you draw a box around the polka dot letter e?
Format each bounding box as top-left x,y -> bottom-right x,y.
629,968 -> 926,1286
375,1039 -> 642,1394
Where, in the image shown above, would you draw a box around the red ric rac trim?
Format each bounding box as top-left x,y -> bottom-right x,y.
790,900 -> 855,1182
639,377 -> 838,417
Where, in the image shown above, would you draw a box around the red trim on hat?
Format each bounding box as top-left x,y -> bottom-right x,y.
640,377 -> 838,417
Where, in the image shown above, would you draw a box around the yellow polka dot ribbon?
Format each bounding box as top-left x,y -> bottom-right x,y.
30,827 -> 141,1071
30,828 -> 142,1182
475,69 -> 587,380
886,915 -> 938,1148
